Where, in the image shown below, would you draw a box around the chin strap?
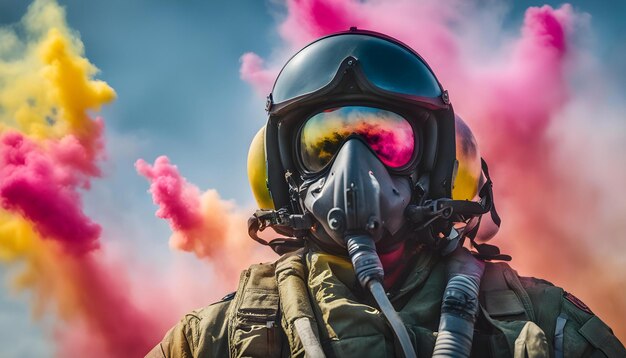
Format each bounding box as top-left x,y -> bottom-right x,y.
465,159 -> 509,260
478,157 -> 501,227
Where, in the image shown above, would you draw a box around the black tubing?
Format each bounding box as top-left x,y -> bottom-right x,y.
346,235 -> 384,287
432,249 -> 485,358
346,235 -> 417,358
370,280 -> 417,358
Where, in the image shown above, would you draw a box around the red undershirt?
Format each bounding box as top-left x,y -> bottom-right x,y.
378,241 -> 408,290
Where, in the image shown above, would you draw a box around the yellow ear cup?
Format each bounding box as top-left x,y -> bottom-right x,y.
247,126 -> 274,209
452,115 -> 482,201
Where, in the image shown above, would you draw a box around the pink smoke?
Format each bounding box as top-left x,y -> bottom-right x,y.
50,118 -> 106,186
239,53 -> 278,96
0,128 -> 196,357
53,254 -> 168,358
240,0 -> 626,340
0,124 -> 203,357
0,126 -> 194,356
136,156 -> 203,233
136,156 -> 274,278
0,131 -> 101,253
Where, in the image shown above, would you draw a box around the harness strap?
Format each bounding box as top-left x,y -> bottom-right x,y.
294,318 -> 326,358
275,250 -> 326,357
554,313 -> 568,358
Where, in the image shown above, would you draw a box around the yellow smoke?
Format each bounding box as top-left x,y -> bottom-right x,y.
0,0 -> 115,317
0,211 -> 62,318
0,212 -> 38,262
0,0 -> 115,141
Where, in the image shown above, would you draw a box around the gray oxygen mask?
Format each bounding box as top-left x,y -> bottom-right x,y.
302,137 -> 412,249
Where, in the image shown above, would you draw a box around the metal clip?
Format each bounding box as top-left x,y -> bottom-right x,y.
265,94 -> 273,112
441,90 -> 450,105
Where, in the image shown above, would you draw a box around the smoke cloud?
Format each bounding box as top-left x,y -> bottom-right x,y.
0,1 -> 177,356
0,3 -> 275,355
136,156 -> 274,282
0,131 -> 101,253
2,0 -> 624,355
241,0 -> 626,340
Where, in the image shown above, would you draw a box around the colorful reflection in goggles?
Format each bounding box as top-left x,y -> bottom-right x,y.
300,106 -> 415,172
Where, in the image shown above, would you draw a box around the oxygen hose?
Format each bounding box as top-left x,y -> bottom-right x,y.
346,235 -> 417,358
431,248 -> 485,358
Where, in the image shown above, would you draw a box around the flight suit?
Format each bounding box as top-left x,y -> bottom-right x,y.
147,248 -> 625,357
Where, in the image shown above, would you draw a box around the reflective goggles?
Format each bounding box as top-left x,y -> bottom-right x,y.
272,33 -> 443,105
299,106 -> 417,173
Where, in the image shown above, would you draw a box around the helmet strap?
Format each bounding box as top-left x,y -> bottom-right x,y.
404,158 -> 509,259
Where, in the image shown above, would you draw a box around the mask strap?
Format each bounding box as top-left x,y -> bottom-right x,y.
247,209 -> 311,255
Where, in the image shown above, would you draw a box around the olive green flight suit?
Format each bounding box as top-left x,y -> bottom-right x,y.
147,249 -> 625,357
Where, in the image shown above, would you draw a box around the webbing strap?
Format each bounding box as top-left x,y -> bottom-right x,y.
275,250 -> 326,357
247,214 -> 306,255
480,158 -> 501,227
463,159 -> 510,261
554,313 -> 568,358
579,316 -> 626,357
294,318 -> 326,358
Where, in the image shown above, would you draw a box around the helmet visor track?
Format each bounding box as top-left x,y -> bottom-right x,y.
272,33 -> 443,105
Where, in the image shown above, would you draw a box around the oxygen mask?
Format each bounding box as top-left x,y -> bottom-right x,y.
300,106 -> 414,251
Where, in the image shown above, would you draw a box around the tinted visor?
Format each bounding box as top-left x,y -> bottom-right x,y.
300,106 -> 416,172
272,33 -> 442,104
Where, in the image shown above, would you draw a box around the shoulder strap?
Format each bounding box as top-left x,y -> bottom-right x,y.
275,250 -> 325,357
228,261 -> 282,358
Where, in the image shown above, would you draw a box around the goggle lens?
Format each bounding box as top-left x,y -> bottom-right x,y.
300,106 -> 416,172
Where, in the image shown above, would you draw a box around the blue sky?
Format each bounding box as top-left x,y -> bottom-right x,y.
0,1 -> 625,356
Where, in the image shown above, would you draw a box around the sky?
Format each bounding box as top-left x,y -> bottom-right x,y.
0,0 -> 625,356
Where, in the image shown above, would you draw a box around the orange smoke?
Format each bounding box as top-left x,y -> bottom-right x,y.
136,156 -> 275,282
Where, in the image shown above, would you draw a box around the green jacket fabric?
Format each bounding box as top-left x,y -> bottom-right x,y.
146,248 -> 625,357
